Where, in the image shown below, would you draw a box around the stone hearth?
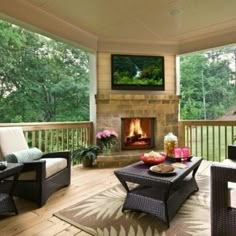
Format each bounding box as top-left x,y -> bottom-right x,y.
96,150 -> 142,168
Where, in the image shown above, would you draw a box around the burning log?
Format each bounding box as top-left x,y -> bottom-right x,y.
126,134 -> 142,143
138,137 -> 151,142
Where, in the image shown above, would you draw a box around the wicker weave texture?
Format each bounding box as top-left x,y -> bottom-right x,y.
115,157 -> 202,227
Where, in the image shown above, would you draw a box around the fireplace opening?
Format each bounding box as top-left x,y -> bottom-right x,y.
121,118 -> 155,150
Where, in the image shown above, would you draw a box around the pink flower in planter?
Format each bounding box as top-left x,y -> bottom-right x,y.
96,129 -> 118,151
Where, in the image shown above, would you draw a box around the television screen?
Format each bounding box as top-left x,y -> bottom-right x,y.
111,54 -> 165,91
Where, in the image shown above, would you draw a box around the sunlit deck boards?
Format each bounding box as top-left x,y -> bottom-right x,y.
0,160 -> 211,236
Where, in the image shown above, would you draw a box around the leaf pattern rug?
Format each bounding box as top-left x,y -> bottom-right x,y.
54,174 -> 210,236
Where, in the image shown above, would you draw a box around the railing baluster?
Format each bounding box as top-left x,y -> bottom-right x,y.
206,126 -> 209,160
212,126 -> 215,162
45,130 -> 48,152
32,131 -> 35,147
66,128 -> 69,150
218,126 -> 221,161
201,126 -> 203,158
225,126 -> 228,159
38,130 -> 42,150
189,125 -> 192,153
62,129 -> 64,150
50,130 -> 53,152
56,129 -> 60,150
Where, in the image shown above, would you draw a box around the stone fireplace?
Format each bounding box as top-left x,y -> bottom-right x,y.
95,94 -> 180,152
121,117 -> 155,150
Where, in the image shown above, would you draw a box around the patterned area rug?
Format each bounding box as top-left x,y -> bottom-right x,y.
54,174 -> 210,236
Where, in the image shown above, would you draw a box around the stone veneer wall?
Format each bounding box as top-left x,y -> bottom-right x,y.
96,94 -> 180,152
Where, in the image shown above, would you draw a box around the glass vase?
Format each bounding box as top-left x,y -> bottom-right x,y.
103,148 -> 112,156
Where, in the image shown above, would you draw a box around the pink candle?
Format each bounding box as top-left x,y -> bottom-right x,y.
174,147 -> 182,158
182,147 -> 190,158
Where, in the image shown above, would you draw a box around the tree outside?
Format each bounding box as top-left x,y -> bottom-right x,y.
180,47 -> 236,120
0,20 -> 89,123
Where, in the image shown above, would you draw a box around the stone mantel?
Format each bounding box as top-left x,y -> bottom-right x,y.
95,94 -> 180,102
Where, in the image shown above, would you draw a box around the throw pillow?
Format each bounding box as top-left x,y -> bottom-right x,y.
5,147 -> 43,163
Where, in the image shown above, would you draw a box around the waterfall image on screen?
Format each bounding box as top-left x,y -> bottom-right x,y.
111,54 -> 165,91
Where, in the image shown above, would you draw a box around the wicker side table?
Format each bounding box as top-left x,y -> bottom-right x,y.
0,163 -> 23,215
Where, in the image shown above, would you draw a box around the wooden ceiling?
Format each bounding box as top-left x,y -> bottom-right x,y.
0,0 -> 236,54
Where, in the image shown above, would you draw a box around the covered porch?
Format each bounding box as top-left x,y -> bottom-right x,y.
0,0 -> 236,235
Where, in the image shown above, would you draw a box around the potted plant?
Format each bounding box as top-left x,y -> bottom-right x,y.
72,145 -> 101,167
96,129 -> 118,155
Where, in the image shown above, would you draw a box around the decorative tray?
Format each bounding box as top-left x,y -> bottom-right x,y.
149,164 -> 176,175
166,156 -> 193,163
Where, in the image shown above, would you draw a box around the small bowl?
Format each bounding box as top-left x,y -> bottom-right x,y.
140,153 -> 166,165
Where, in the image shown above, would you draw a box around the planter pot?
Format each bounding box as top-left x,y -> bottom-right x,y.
228,145 -> 236,159
103,149 -> 112,156
82,158 -> 93,167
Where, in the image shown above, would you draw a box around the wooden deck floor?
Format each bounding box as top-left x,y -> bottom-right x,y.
0,161 -> 212,236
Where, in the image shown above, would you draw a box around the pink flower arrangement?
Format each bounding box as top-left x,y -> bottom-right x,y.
96,129 -> 118,151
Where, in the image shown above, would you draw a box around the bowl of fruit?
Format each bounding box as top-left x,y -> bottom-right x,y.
140,151 -> 166,165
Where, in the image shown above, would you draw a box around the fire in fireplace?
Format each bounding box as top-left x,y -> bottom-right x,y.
121,118 -> 155,150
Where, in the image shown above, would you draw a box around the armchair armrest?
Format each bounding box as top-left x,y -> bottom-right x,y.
42,151 -> 70,159
211,164 -> 236,236
211,164 -> 236,212
21,159 -> 46,180
22,160 -> 46,171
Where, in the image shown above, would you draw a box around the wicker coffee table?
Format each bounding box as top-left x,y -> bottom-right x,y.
114,156 -> 203,227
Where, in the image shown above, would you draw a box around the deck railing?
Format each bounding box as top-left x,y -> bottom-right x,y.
0,122 -> 94,153
179,120 -> 236,162
1,120 -> 235,162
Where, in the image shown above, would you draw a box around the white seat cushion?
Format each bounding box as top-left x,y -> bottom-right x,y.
42,158 -> 67,178
228,188 -> 236,208
18,158 -> 67,180
222,159 -> 236,167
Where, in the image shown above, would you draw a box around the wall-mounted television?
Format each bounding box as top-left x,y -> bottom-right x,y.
111,54 -> 165,91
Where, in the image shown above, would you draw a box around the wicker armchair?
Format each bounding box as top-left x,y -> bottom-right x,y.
0,127 -> 71,207
211,145 -> 236,236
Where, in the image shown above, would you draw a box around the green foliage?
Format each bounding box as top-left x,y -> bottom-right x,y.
114,74 -> 162,85
140,65 -> 162,82
72,145 -> 101,166
0,20 -> 89,122
113,56 -> 137,77
112,55 -> 164,86
180,50 -> 236,120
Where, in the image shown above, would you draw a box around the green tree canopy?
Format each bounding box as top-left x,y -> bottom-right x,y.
0,20 -> 89,122
180,49 -> 236,120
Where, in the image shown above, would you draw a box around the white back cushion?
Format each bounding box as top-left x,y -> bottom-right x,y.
0,127 -> 29,160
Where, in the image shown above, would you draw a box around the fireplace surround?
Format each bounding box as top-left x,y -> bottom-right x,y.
96,94 -> 180,152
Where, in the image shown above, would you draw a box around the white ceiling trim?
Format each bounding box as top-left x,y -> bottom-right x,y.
1,0 -> 236,54
0,0 -> 98,52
